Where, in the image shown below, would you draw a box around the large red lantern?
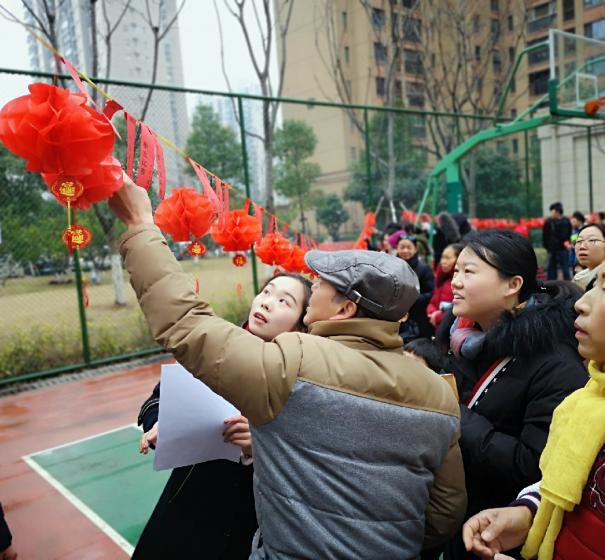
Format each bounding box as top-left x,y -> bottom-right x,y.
210,200 -> 262,264
254,216 -> 292,266
155,187 -> 216,242
281,244 -> 312,274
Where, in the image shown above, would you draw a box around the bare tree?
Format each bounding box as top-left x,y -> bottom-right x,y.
215,0 -> 295,214
100,0 -> 132,84
419,0 -> 530,215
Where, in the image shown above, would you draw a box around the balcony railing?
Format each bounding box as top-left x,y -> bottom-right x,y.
527,13 -> 556,34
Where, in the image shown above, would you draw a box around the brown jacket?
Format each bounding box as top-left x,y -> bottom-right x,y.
122,224 -> 466,557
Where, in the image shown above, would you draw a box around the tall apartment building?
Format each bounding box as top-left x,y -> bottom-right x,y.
25,0 -> 189,187
277,0 -> 605,230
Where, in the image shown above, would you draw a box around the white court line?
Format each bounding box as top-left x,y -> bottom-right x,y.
26,423 -> 139,457
22,423 -> 146,556
22,455 -> 135,556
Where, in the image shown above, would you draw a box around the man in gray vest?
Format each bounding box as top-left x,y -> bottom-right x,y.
110,174 -> 466,559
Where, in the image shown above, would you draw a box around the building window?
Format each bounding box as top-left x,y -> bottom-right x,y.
512,138 -> 519,153
342,11 -> 348,31
372,8 -> 385,31
407,82 -> 425,107
585,0 -> 605,8
475,45 -> 481,61
493,51 -> 502,73
509,46 -> 515,63
511,108 -> 518,119
564,0 -> 575,20
374,42 -> 387,65
376,77 -> 386,96
473,15 -> 480,33
508,15 -> 514,31
402,0 -> 417,8
344,46 -> 350,63
491,0 -> 499,12
404,48 -> 423,74
528,38 -> 549,65
403,17 -> 421,43
529,69 -> 549,96
585,19 -> 605,40
491,18 -> 500,38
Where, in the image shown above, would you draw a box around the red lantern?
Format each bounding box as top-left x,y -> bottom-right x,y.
281,245 -> 312,274
42,155 -> 123,209
187,241 -> 207,257
155,187 -> 217,242
0,83 -> 115,175
62,224 -> 92,251
210,208 -> 262,252
254,232 -> 292,266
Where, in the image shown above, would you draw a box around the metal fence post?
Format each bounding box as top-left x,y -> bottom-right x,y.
73,246 -> 92,364
363,108 -> 372,209
524,129 -> 530,216
237,95 -> 259,294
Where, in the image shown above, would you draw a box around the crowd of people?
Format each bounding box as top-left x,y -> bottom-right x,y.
3,175 -> 598,560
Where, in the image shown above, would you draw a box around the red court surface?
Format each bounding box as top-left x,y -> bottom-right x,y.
0,358 -> 172,559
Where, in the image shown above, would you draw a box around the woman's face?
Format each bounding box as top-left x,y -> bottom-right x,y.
440,247 -> 458,274
397,239 -> 417,261
575,226 -> 605,270
574,263 -> 605,367
248,276 -> 306,341
451,247 -> 522,329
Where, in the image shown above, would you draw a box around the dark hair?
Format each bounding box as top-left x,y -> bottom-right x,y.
404,338 -> 444,373
599,211 -> 605,221
452,213 -> 472,237
436,212 -> 461,244
572,211 -> 586,224
260,272 -> 313,331
549,201 -> 564,214
443,242 -> 464,259
577,223 -> 605,238
463,229 -> 538,302
384,222 -> 403,236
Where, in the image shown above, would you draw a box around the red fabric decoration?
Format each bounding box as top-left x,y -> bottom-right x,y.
0,83 -> 114,175
187,241 -> 207,257
42,155 -> 123,209
154,187 -> 217,242
62,224 -> 92,252
210,208 -> 262,252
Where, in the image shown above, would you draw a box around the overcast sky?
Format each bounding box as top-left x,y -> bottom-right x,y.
0,0 -> 273,109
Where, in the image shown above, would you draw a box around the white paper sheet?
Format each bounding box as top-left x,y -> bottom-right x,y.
153,363 -> 242,470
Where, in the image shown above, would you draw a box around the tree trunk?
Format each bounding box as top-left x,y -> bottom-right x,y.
110,248 -> 126,306
298,190 -> 306,235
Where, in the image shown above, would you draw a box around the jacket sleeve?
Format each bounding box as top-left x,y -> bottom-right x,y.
458,352 -> 587,492
423,433 -> 467,550
121,224 -> 302,426
542,221 -> 550,250
0,503 -> 12,553
138,383 -> 160,433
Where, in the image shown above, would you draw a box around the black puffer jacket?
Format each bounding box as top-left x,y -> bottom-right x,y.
404,254 -> 435,339
444,284 -> 588,559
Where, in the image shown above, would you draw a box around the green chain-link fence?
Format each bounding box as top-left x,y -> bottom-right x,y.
0,68 -> 548,382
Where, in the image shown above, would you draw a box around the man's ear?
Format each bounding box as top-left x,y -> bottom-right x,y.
329,298 -> 357,320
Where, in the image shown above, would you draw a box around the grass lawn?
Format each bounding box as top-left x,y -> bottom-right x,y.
0,256 -> 263,377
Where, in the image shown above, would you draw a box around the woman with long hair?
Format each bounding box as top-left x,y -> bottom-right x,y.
132,272 -> 312,560
443,230 -> 588,560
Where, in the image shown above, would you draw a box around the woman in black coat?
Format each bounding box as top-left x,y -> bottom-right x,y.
443,229 -> 588,560
391,231 -> 435,339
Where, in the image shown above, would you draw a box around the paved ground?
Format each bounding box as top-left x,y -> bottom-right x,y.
0,358 -> 173,559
